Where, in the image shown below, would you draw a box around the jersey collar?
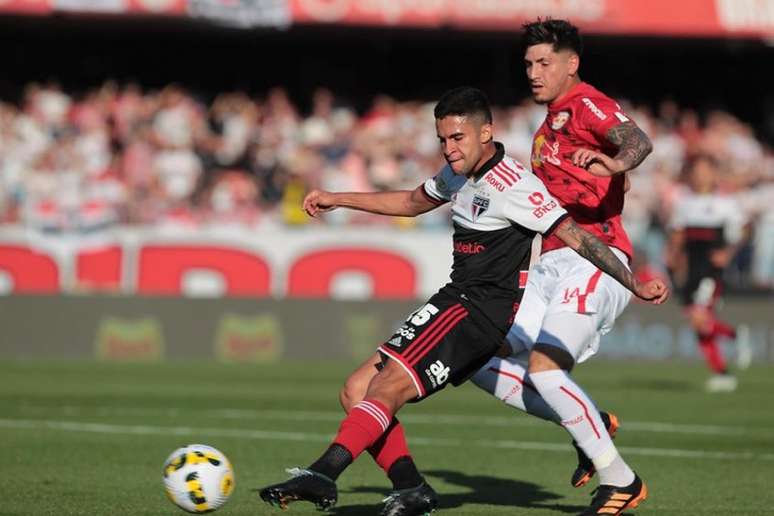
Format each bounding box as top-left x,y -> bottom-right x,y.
548,81 -> 587,112
470,141 -> 505,181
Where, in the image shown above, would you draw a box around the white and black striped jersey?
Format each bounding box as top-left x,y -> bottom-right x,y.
670,189 -> 746,275
421,142 -> 568,296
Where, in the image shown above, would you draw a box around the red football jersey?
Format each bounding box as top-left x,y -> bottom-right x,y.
531,82 -> 634,260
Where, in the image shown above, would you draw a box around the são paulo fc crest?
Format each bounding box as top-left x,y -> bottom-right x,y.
551,111 -> 570,130
471,194 -> 490,221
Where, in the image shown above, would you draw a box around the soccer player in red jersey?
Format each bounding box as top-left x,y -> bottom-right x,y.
258,87 -> 668,515
471,19 -> 655,515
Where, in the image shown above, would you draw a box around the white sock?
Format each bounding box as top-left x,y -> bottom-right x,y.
595,451 -> 635,487
471,357 -> 561,424
529,369 -> 634,486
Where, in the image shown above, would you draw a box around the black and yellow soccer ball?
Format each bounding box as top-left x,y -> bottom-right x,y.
163,444 -> 235,513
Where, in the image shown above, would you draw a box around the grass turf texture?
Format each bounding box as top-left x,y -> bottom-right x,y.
1,359 -> 772,515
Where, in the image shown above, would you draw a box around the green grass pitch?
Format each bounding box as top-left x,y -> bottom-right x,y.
1,359 -> 772,515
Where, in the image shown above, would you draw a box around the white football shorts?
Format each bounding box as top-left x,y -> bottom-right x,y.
506,246 -> 632,363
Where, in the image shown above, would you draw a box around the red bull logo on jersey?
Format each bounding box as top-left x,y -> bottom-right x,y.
551,111 -> 570,130
471,194 -> 490,221
531,134 -> 561,168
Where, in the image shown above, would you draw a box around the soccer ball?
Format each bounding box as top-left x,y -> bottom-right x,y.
162,444 -> 235,513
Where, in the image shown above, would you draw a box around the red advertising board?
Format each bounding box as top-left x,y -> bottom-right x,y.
126,0 -> 187,13
0,227 -> 438,299
2,0 -> 772,37
289,0 -> 774,38
0,0 -> 51,14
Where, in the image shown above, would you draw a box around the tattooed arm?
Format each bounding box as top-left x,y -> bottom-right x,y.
571,121 -> 653,177
553,217 -> 669,303
606,121 -> 653,171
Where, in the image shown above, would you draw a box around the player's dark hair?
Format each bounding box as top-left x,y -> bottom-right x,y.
522,19 -> 583,56
434,87 -> 493,124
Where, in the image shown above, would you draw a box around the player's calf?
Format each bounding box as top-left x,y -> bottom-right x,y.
571,411 -> 619,488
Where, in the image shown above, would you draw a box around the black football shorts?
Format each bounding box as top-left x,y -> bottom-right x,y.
378,286 -> 517,399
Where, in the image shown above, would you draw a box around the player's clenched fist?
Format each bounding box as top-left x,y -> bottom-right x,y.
633,278 -> 670,305
570,148 -> 626,177
303,190 -> 338,217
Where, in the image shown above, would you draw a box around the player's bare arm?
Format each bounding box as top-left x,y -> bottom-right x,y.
553,217 -> 669,304
303,185 -> 438,218
572,121 -> 653,176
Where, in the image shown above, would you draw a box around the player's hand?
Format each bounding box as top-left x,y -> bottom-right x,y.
303,190 -> 338,217
571,148 -> 626,176
634,278 -> 670,304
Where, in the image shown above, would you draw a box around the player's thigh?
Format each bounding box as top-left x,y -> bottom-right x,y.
380,290 -> 512,400
537,280 -> 630,364
594,270 -> 633,332
506,266 -> 551,354
378,291 -> 467,399
365,358 -> 421,413
683,275 -> 721,309
340,352 -> 383,412
534,311 -> 598,365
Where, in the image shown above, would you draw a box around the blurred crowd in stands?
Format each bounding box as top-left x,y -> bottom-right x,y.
0,82 -> 772,289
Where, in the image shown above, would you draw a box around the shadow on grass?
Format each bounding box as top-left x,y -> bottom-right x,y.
334,469 -> 585,515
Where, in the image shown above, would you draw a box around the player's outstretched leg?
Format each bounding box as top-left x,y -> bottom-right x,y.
342,354 -> 437,512
472,357 -> 621,488
472,355 -> 562,424
259,360 -> 416,511
526,314 -> 645,513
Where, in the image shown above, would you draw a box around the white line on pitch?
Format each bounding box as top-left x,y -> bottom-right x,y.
14,405 -> 767,437
1,418 -> 772,462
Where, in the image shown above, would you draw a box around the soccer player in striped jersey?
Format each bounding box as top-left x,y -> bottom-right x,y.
259,86 -> 668,516
667,154 -> 749,392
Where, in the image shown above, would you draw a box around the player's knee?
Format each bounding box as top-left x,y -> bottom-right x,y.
340,376 -> 367,412
688,307 -> 712,333
528,344 -> 574,373
365,362 -> 416,414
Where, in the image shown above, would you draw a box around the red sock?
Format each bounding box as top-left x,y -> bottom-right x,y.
698,334 -> 727,374
711,319 -> 736,339
333,399 -> 392,461
368,418 -> 411,473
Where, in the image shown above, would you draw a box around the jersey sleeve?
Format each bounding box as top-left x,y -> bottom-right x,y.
421,164 -> 454,205
504,173 -> 568,234
576,94 -> 633,139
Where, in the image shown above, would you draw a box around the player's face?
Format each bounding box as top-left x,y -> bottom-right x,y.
524,43 -> 579,104
436,115 -> 492,175
689,159 -> 717,193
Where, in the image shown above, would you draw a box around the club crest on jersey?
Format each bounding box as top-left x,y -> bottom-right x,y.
551,111 -> 570,130
471,194 -> 490,221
